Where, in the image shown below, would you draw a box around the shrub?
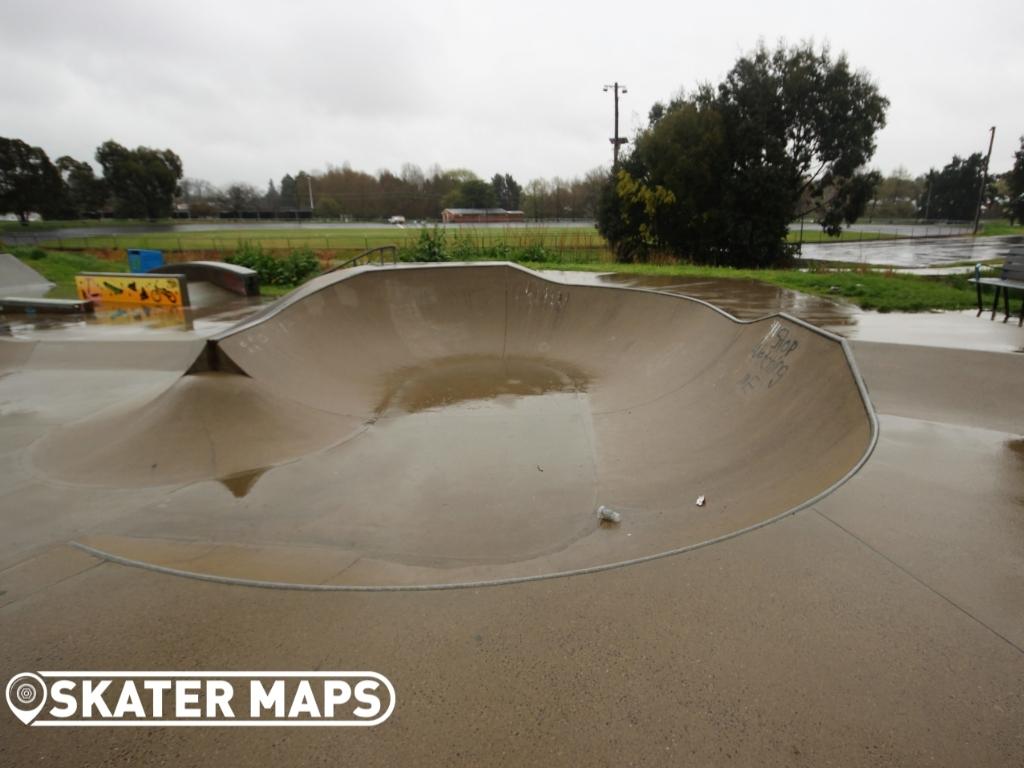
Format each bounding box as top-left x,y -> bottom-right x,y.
280,247 -> 320,284
396,234 -> 562,265
401,226 -> 448,262
11,246 -> 47,260
226,241 -> 320,286
518,243 -> 552,262
449,232 -> 476,261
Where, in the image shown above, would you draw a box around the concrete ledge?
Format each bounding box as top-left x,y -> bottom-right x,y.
0,296 -> 93,314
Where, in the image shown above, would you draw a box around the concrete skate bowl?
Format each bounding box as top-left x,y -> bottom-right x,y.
37,262 -> 878,590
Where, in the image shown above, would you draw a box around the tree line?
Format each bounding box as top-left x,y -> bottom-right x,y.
181,165 -> 608,222
0,138 -> 182,223
867,154 -> 1021,223
0,136 -> 608,225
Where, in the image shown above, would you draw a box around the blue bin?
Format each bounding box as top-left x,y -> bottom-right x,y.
127,249 -> 164,272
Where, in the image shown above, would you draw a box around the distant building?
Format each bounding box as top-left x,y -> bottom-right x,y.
441,208 -> 525,224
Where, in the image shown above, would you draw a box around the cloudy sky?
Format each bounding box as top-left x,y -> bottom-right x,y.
2,0 -> 1020,189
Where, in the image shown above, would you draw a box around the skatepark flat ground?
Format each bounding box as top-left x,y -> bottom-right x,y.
1,267 -> 1022,766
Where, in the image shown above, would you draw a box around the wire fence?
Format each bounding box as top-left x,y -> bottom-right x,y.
792,220 -> 975,244
13,226 -> 614,262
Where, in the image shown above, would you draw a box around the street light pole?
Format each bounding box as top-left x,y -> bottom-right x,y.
603,82 -> 628,168
973,125 -> 996,235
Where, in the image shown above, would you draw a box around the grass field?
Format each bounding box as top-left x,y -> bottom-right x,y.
2,224 -> 913,257
979,220 -> 1024,237
19,226 -> 608,259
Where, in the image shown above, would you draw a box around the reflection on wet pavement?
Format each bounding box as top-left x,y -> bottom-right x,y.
799,235 -> 1024,269
545,270 -> 1024,353
376,355 -> 590,414
580,272 -> 857,325
1005,438 -> 1024,461
0,294 -> 267,339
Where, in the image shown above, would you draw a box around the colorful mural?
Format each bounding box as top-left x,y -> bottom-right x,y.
74,272 -> 190,307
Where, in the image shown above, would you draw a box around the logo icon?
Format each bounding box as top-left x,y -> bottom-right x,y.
5,671 -> 394,727
6,672 -> 47,725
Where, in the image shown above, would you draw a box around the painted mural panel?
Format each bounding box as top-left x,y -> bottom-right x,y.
75,272 -> 190,307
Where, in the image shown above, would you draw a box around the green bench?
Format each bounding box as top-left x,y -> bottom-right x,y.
970,254 -> 1024,326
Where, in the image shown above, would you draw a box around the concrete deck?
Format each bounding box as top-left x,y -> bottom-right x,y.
0,265 -> 1021,766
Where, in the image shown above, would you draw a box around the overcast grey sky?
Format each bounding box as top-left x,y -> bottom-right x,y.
2,0 -> 1020,188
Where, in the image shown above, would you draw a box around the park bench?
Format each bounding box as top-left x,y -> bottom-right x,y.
970,253 -> 1024,326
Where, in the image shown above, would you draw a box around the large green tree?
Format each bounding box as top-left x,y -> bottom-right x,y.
918,153 -> 994,221
95,140 -> 183,219
56,156 -> 108,217
597,42 -> 888,266
491,173 -> 522,210
598,102 -> 728,262
0,137 -> 63,223
295,171 -> 313,210
869,167 -> 922,219
442,178 -> 497,209
279,174 -> 298,209
1006,136 -> 1024,225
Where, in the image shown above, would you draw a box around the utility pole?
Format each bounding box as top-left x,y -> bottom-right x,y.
307,175 -> 315,211
973,125 -> 996,235
603,82 -> 628,168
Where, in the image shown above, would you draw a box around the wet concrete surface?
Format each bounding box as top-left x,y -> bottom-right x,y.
815,413 -> 1024,648
799,234 -> 1023,268
550,270 -> 1024,353
2,413 -> 1023,766
836,308 -> 1024,353
550,270 -> 859,327
835,222 -> 972,237
0,264 -> 1022,765
375,354 -> 590,414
